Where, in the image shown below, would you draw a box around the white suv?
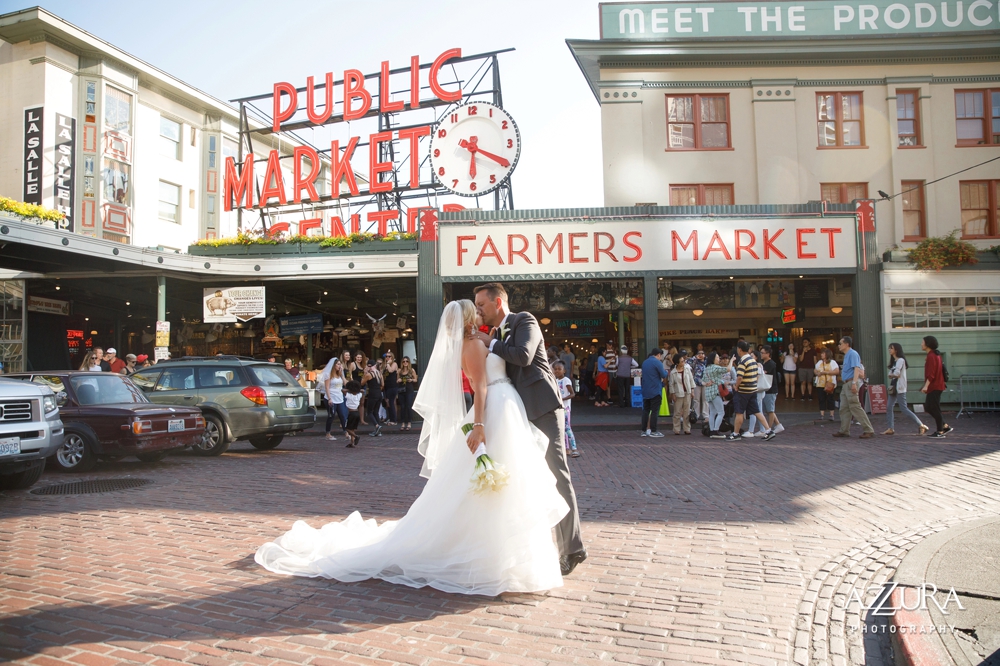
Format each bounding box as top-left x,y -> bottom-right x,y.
0,378 -> 64,490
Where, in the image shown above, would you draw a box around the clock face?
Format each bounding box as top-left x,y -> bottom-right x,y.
429,102 -> 520,197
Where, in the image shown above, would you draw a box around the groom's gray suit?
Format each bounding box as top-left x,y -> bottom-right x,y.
491,311 -> 584,558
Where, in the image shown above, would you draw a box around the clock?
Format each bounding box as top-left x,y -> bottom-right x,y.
429,101 -> 520,197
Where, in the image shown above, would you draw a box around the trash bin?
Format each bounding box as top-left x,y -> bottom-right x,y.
631,385 -> 644,408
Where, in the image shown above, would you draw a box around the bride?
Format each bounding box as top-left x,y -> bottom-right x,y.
255,300 -> 570,595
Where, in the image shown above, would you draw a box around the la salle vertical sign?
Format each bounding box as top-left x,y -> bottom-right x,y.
54,113 -> 76,232
23,107 -> 43,205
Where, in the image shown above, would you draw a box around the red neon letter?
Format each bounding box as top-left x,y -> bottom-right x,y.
508,234 -> 532,264
735,229 -> 759,260
457,235 -> 475,266
594,232 -> 617,262
429,48 -> 462,102
293,146 -> 320,203
701,231 -> 733,260
272,82 -> 297,132
569,232 -> 589,263
536,233 -> 564,264
368,209 -> 399,236
406,208 -> 420,234
623,231 -> 643,262
820,227 -> 842,257
419,208 -> 438,241
329,216 -> 348,238
369,131 -> 394,193
476,236 -> 504,266
299,217 -> 323,236
343,69 -> 372,121
330,137 -> 360,197
350,214 -> 360,234
258,150 -> 287,208
410,55 -> 420,108
397,125 -> 431,188
268,222 -> 290,237
796,228 -> 817,259
671,230 -> 697,261
763,228 -> 787,259
380,61 -> 405,113
305,74 -> 333,125
223,155 -> 253,211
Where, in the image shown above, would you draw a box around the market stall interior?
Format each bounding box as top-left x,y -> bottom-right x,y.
23,276 -> 417,374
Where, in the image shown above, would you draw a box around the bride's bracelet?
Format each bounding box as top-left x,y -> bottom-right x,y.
473,422 -> 485,429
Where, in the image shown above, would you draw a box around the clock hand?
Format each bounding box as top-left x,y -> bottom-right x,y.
469,152 -> 476,178
475,147 -> 510,168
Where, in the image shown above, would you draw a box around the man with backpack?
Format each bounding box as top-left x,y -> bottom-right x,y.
832,336 -> 875,439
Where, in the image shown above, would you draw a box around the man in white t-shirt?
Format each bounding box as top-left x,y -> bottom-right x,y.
553,362 -> 579,458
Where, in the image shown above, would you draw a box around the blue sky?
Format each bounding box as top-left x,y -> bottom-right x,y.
2,0 -> 605,209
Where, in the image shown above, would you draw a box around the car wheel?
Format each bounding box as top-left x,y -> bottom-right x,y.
0,459 -> 45,490
193,414 -> 230,457
54,430 -> 98,473
248,434 -> 284,450
136,451 -> 168,463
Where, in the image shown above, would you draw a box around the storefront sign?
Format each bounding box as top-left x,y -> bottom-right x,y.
203,287 -> 266,323
155,321 -> 170,347
53,113 -> 76,232
601,0 -> 999,39
868,384 -> 887,414
27,295 -> 69,315
439,217 -> 856,277
154,347 -> 170,361
23,107 -> 43,205
554,318 -> 605,336
279,313 -> 324,336
781,307 -> 797,323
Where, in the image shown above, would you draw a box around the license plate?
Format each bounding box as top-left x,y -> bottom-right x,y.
168,419 -> 185,432
0,437 -> 21,457
283,397 -> 298,409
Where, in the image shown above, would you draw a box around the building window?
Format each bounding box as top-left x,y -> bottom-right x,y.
208,135 -> 217,169
959,180 -> 999,238
901,181 -> 926,239
896,90 -> 921,147
955,90 -> 1000,146
158,181 -> 181,223
103,158 -> 130,204
669,184 -> 734,206
666,95 -> 730,150
222,137 -> 238,161
207,195 -> 216,215
190,126 -> 197,147
188,189 -> 196,209
820,183 -> 868,203
159,116 -> 181,160
891,296 -> 1000,329
816,92 -> 864,147
104,85 -> 132,134
85,81 -> 96,122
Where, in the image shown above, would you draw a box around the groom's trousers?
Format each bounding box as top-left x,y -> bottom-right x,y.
531,407 -> 584,557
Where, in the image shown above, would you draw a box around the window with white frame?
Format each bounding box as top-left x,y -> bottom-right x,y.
104,86 -> 132,134
159,116 -> 181,160
890,296 -> 1000,329
158,181 -> 181,223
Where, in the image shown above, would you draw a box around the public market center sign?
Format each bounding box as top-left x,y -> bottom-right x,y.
600,0 -> 998,38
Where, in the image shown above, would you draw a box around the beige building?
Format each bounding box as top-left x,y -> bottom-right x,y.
569,1 -> 1000,251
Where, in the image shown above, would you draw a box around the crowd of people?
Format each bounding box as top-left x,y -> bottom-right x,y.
76,346 -> 151,375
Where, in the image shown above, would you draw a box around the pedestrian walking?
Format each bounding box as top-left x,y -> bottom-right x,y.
78,350 -> 99,372
553,362 -> 580,457
137,354 -> 151,368
782,343 -> 798,399
616,345 -> 638,408
603,341 -> 619,406
884,342 -> 928,435
814,348 -> 839,421
583,344 -> 599,402
595,341 -> 614,406
691,349 -> 708,422
701,352 -> 728,438
343,380 -> 363,447
726,340 -> 776,441
746,350 -> 769,437
920,336 -> 953,438
398,357 -> 418,430
362,358 -> 385,436
640,348 -> 667,438
832,336 -> 875,439
105,348 -> 126,374
760,344 -> 784,433
283,358 -> 300,380
323,358 -> 348,441
668,352 -> 695,435
798,339 -> 817,402
382,351 -> 399,425
352,351 -> 368,425
559,344 -> 575,379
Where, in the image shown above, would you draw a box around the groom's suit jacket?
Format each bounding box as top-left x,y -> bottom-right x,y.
491,311 -> 563,422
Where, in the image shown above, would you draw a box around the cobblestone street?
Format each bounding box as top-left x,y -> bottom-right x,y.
1,414 -> 998,666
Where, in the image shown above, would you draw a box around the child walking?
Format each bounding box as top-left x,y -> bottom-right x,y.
553,362 -> 580,458
344,380 -> 363,448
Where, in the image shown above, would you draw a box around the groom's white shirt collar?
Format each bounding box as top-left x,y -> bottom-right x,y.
488,311 -> 511,352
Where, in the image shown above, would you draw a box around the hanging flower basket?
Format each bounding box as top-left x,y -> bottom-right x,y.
907,232 -> 979,271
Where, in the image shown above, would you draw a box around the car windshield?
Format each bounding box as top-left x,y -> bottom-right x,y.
31,375 -> 66,393
69,375 -> 149,405
250,365 -> 298,387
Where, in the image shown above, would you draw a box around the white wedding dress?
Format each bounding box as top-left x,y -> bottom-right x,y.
255,351 -> 569,595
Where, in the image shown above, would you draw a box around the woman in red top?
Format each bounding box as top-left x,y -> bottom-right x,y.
920,335 -> 952,438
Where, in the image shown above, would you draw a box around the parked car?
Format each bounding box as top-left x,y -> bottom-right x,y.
0,378 -> 64,490
5,372 -> 205,472
128,356 -> 315,456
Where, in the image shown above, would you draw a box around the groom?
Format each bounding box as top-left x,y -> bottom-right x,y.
471,283 -> 587,576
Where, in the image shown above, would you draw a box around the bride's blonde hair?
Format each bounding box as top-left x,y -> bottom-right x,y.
456,299 -> 476,334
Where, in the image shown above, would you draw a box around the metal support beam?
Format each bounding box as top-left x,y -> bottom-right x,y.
157,275 -> 166,322
643,274 -> 660,358
416,239 -> 443,371
852,227 -> 885,384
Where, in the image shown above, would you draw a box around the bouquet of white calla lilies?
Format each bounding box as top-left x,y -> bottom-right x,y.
462,424 -> 510,494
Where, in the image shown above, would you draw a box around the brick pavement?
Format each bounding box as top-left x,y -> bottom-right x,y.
1,413 -> 998,666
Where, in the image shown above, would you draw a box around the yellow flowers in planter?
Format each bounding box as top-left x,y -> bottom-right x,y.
0,196 -> 65,223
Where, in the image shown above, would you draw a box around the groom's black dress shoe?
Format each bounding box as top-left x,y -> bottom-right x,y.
560,550 -> 588,576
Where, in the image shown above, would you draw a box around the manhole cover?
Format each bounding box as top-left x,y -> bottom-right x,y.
30,478 -> 153,495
